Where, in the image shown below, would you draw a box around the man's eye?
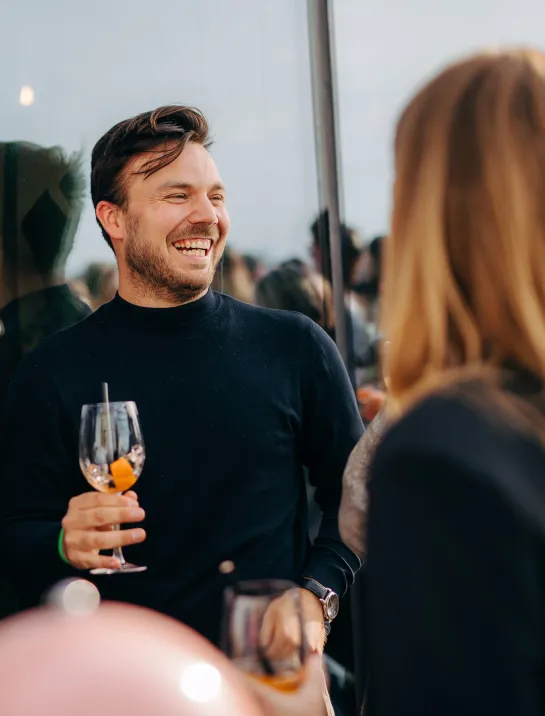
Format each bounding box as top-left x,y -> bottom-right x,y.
168,194 -> 187,200
210,195 -> 225,202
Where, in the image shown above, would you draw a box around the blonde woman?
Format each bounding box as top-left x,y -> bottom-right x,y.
248,47 -> 545,716
365,48 -> 545,716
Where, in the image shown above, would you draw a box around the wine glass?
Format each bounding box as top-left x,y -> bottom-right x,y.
222,580 -> 309,692
79,401 -> 147,575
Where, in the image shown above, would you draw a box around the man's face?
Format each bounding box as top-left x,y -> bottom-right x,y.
115,142 -> 229,303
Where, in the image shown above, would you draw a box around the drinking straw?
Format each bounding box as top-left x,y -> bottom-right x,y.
102,382 -> 114,463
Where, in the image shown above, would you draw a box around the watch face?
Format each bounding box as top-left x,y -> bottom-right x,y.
325,593 -> 340,620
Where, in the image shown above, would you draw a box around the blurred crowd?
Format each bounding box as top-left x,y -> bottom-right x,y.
70,261 -> 118,311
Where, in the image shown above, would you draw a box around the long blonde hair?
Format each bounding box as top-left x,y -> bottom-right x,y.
383,48 -> 545,415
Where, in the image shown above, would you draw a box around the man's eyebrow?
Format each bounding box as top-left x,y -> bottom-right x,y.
155,182 -> 193,192
155,182 -> 226,193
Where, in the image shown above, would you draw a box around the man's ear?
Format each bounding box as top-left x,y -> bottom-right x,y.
96,201 -> 125,246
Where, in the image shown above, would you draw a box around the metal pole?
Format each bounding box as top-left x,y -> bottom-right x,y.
307,0 -> 351,372
307,3 -> 365,713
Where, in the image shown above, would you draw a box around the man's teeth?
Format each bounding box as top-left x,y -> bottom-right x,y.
179,248 -> 207,256
173,239 -> 212,251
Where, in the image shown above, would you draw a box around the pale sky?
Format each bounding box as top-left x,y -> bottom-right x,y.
1,0 -> 544,275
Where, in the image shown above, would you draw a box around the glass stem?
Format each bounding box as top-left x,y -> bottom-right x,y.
112,524 -> 126,565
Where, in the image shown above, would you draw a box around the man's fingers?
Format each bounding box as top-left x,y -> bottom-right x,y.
261,600 -> 303,662
267,620 -> 302,662
66,527 -> 146,554
64,505 -> 145,530
304,620 -> 326,655
265,627 -> 298,662
106,527 -> 146,549
70,552 -> 121,571
86,527 -> 146,551
260,607 -> 275,651
69,492 -> 138,511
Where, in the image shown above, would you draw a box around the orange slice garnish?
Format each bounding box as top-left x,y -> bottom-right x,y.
109,457 -> 137,492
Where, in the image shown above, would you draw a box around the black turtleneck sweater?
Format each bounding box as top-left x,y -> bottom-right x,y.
0,291 -> 363,643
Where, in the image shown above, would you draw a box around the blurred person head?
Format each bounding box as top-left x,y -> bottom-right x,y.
81,261 -> 118,308
0,142 -> 85,308
67,278 -> 92,307
91,106 -> 229,307
353,235 -> 384,300
242,254 -> 267,283
0,602 -> 261,716
212,246 -> 255,303
310,210 -> 362,291
256,261 -> 335,336
383,48 -> 545,414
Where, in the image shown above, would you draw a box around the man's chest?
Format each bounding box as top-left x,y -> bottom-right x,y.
58,342 -> 304,483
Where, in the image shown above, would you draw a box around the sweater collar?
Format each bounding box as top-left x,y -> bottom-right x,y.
106,290 -> 218,329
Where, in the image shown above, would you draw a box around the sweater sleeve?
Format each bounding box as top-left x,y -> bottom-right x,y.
300,320 -> 364,596
365,405 -> 545,716
0,357 -> 79,602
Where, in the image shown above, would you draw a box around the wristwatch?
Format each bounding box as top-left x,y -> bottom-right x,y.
302,577 -> 340,622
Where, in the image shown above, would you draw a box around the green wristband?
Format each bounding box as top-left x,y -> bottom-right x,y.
58,527 -> 71,565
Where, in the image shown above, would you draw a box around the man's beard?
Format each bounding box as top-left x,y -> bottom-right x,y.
125,217 -> 222,304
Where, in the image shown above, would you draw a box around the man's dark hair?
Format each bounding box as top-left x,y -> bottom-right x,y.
310,210 -> 362,289
1,141 -> 85,277
91,105 -> 212,250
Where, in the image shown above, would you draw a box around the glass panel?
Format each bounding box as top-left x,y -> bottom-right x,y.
0,0 -> 323,320
333,0 -> 545,401
335,0 -> 545,241
0,0 -> 341,630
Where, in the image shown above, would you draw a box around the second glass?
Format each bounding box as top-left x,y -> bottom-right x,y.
222,579 -> 309,692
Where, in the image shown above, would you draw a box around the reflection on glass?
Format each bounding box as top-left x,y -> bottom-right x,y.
2,0 -> 320,287
0,142 -> 91,408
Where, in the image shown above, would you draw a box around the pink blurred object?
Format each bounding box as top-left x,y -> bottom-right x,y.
0,601 -> 262,716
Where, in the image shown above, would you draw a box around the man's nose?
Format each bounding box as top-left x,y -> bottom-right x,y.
189,196 -> 218,226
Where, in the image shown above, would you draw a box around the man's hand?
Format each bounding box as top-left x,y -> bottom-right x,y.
298,588 -> 327,654
61,490 -> 146,571
260,588 -> 326,662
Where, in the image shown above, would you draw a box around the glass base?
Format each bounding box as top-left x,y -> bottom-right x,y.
90,563 -> 147,576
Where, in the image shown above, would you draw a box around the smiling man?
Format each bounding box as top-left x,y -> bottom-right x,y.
91,109 -> 228,307
0,106 -> 363,649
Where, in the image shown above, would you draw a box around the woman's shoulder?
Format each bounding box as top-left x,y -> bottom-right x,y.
374,390 -> 545,535
380,389 -> 542,462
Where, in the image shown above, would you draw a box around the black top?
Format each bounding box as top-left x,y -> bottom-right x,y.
0,284 -> 91,408
0,290 -> 363,644
365,392 -> 545,715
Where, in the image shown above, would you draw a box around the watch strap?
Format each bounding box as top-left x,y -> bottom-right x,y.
302,577 -> 329,601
